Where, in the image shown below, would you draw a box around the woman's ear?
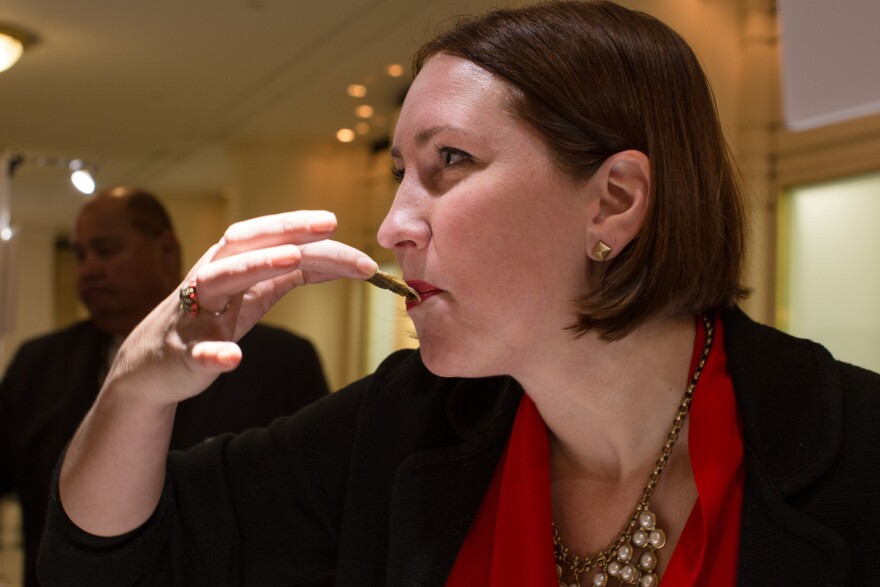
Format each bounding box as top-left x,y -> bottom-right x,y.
586,149 -> 651,261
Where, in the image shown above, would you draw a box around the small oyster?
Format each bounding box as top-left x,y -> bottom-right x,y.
366,270 -> 420,302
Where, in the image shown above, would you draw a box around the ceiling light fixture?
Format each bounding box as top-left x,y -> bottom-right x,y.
70,170 -> 95,194
336,129 -> 356,143
355,105 -> 374,118
7,153 -> 99,194
346,84 -> 367,98
0,23 -> 37,73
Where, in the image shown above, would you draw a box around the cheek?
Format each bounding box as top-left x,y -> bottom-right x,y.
104,253 -> 150,286
106,256 -> 134,277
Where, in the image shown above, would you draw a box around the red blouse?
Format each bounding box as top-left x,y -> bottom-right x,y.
447,315 -> 744,586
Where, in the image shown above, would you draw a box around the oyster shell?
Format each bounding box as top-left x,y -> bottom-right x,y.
366,270 -> 420,302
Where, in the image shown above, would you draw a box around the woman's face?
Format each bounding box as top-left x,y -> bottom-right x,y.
378,54 -> 595,378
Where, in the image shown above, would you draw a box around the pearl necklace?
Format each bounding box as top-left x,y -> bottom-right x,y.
553,315 -> 714,587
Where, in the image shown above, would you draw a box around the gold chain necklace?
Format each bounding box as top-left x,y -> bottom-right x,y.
553,314 -> 714,587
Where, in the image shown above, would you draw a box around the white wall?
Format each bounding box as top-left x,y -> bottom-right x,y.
779,171 -> 880,372
0,225 -> 56,373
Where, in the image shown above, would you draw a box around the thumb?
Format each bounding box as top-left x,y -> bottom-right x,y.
188,340 -> 243,373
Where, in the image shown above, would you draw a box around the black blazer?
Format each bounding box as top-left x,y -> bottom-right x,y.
1,320 -> 328,587
37,308 -> 880,586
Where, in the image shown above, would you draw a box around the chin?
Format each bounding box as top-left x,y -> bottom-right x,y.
419,345 -> 498,380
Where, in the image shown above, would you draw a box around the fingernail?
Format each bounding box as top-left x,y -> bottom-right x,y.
272,245 -> 301,268
218,349 -> 239,367
309,212 -> 337,233
357,254 -> 379,276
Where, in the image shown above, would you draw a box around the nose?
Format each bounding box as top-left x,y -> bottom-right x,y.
75,250 -> 102,282
377,184 -> 431,251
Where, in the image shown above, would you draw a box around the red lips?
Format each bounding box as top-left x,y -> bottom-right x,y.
405,280 -> 443,309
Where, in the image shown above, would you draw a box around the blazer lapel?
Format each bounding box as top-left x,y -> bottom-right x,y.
736,483 -> 849,586
722,308 -> 850,585
386,380 -> 521,586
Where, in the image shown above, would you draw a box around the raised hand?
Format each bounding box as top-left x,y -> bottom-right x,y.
59,210 -> 377,536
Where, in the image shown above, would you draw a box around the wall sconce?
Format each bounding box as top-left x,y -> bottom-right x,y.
0,23 -> 37,73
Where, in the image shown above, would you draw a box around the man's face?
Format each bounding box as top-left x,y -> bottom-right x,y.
71,198 -> 175,335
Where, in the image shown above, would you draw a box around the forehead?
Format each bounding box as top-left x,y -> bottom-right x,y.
393,55 -> 509,146
73,199 -> 136,242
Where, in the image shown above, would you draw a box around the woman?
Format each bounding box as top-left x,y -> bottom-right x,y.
39,2 -> 879,586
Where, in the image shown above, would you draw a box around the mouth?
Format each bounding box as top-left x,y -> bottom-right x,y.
79,286 -> 112,299
405,280 -> 443,309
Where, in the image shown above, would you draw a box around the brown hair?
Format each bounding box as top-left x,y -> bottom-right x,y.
415,0 -> 748,339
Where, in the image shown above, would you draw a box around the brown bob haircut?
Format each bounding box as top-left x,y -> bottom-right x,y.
415,0 -> 748,340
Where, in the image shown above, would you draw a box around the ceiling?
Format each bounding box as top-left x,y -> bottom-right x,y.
0,0 -> 506,228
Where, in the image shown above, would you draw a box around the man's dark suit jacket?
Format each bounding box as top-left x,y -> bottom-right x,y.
0,320 -> 328,587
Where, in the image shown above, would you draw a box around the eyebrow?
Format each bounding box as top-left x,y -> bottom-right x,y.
390,125 -> 463,159
73,236 -> 122,249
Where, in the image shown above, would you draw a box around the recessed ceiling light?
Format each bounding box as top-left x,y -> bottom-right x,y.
336,128 -> 356,143
346,84 -> 367,98
386,64 -> 404,78
356,122 -> 370,135
355,105 -> 374,119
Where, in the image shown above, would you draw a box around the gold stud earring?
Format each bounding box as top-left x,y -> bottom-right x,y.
592,240 -> 612,261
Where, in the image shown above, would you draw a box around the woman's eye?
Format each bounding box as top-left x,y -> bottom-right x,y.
439,147 -> 469,167
391,165 -> 404,184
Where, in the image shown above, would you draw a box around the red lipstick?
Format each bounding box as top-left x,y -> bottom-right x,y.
405,280 -> 443,309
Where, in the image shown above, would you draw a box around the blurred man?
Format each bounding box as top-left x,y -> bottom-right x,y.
0,186 -> 329,587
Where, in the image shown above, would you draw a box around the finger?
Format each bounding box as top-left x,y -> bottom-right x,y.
196,241 -> 377,311
187,340 -> 243,372
296,240 -> 378,277
277,241 -> 379,288
212,210 -> 338,261
195,244 -> 304,309
231,267 -> 355,334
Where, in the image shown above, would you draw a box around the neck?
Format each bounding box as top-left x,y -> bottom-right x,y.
516,314 -> 697,481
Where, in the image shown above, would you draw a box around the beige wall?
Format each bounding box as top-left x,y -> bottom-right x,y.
225,139 -> 392,390
0,225 -> 56,373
